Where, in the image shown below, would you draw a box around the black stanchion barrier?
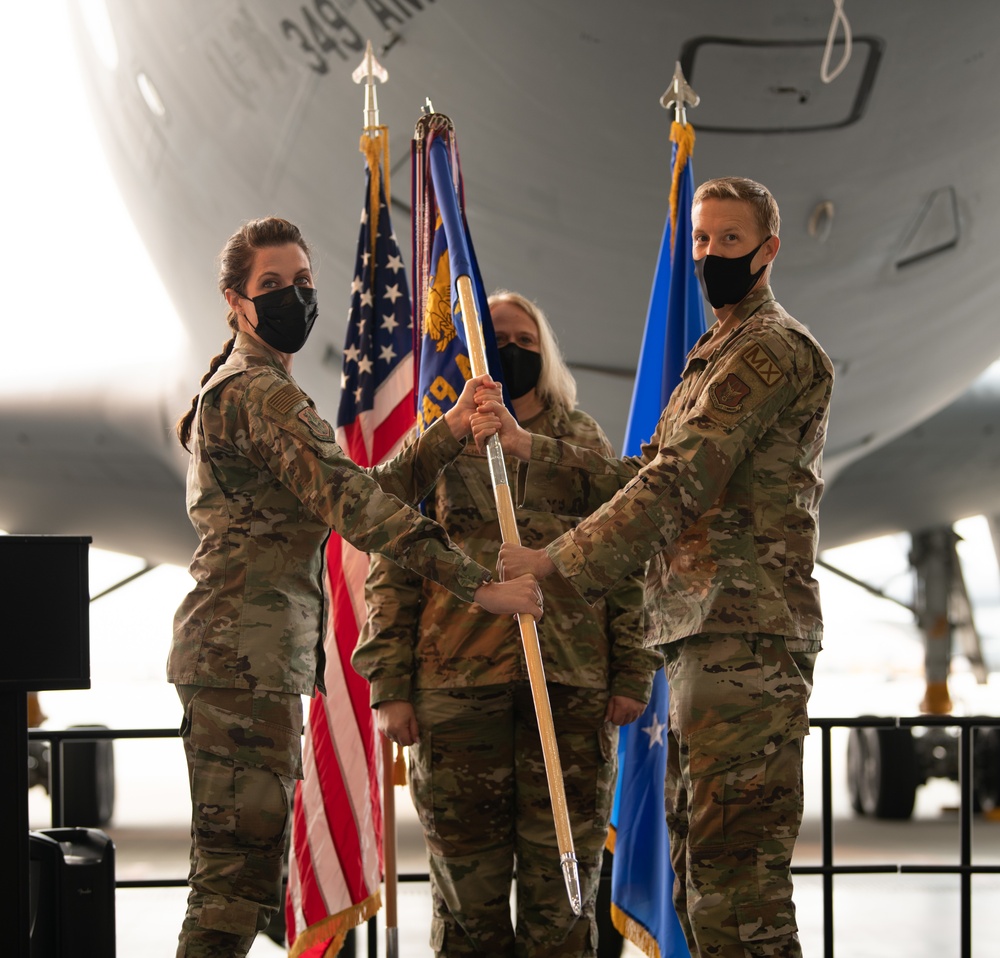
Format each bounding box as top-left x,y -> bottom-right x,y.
24,717 -> 1000,956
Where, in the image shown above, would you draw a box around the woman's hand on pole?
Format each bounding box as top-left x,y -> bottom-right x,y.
471,397 -> 532,459
445,374 -> 501,440
474,573 -> 543,619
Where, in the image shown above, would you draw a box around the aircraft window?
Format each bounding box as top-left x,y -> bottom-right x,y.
679,36 -> 883,134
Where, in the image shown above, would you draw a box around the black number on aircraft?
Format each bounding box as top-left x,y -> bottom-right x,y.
281,2 -> 364,74
280,0 -> 436,76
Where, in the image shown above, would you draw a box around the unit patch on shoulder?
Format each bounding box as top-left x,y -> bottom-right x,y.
298,406 -> 335,442
741,342 -> 784,387
267,383 -> 308,415
709,373 -> 751,413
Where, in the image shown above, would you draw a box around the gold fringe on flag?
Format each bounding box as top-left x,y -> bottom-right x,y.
288,889 -> 382,958
668,120 -> 695,255
359,127 -> 390,289
611,903 -> 662,958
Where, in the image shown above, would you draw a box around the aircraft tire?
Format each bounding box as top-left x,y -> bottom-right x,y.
61,725 -> 115,828
848,724 -> 918,820
846,727 -> 866,814
973,725 -> 1000,813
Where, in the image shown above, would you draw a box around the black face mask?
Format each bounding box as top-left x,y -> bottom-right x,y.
249,285 -> 318,353
694,238 -> 770,309
498,343 -> 542,400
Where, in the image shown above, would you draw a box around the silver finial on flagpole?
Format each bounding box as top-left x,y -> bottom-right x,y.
352,40 -> 388,130
660,61 -> 699,125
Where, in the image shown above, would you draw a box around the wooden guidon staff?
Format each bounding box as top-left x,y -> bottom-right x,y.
423,128 -> 583,916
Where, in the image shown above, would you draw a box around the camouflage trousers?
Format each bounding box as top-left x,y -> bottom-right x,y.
174,685 -> 303,958
663,633 -> 819,958
409,682 -> 618,957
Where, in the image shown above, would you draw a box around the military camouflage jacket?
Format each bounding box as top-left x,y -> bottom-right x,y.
353,404 -> 660,706
518,288 -> 834,647
169,333 -> 491,696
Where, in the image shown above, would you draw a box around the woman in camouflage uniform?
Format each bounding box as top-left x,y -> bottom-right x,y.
353,291 -> 661,957
168,218 -> 542,958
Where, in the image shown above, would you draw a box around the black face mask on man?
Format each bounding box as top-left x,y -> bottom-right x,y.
248,285 -> 318,353
694,238 -> 770,309
498,343 -> 542,400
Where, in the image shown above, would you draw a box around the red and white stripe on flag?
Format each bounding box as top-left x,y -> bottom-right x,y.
286,163 -> 415,955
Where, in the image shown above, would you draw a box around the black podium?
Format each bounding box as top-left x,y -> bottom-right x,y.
0,536 -> 91,957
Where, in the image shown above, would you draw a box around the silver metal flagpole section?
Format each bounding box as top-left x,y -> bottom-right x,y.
352,39 -> 388,130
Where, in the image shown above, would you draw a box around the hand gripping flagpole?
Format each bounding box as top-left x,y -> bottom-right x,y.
425,132 -> 583,917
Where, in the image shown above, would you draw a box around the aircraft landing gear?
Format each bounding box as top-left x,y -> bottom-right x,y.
847,721 -> 1000,820
847,723 -> 918,819
973,726 -> 1000,813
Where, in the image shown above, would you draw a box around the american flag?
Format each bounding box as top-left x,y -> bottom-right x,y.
286,162 -> 413,956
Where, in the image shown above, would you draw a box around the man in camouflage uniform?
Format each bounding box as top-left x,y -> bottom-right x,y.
170,329 -> 541,958
487,178 -> 834,957
354,292 -> 661,956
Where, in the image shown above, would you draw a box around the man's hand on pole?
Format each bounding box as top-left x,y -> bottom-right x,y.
498,543 -> 556,583
471,396 -> 533,460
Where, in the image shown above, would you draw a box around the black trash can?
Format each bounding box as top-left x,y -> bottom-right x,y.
29,827 -> 116,958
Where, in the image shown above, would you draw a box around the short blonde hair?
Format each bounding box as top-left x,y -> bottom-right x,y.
488,290 -> 577,412
693,176 -> 780,239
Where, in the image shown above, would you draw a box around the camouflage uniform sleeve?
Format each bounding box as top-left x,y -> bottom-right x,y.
548,328 -> 818,604
516,432 -> 642,515
240,376 -> 489,602
562,413 -> 661,703
367,416 -> 466,504
351,553 -> 423,706
604,576 -> 662,702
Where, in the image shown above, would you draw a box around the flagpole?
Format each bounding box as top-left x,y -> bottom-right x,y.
455,273 -> 582,917
455,276 -> 583,915
353,40 -> 400,958
415,122 -> 581,913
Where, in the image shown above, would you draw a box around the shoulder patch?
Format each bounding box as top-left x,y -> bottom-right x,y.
741,341 -> 784,387
267,383 -> 308,415
709,373 -> 751,413
298,406 -> 336,442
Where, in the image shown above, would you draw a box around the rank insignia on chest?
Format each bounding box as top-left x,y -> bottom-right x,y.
298,406 -> 335,441
710,373 -> 751,413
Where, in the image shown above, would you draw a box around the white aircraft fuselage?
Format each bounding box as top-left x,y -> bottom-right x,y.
2,0 -> 999,565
